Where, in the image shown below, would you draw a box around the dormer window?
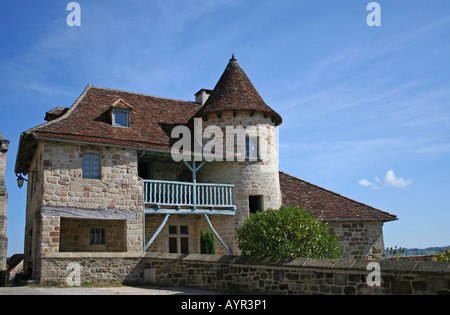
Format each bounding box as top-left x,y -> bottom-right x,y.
113,108 -> 129,127
110,99 -> 133,128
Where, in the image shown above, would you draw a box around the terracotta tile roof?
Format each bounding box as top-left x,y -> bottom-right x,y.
15,85 -> 201,173
44,107 -> 69,122
32,85 -> 200,149
279,171 -> 397,221
193,55 -> 282,125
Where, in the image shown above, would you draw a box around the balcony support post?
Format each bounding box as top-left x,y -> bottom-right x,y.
144,214 -> 170,251
182,159 -> 206,210
204,214 -> 233,255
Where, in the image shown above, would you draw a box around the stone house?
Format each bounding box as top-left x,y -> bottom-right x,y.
0,132 -> 9,270
15,56 -> 397,280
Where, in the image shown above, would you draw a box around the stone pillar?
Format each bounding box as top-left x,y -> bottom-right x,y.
0,133 -> 10,270
40,215 -> 61,256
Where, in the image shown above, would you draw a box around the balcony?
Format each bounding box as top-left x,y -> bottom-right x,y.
143,179 -> 237,216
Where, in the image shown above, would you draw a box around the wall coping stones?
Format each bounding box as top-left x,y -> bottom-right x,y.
43,252 -> 450,274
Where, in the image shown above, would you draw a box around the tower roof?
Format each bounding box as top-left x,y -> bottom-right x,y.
194,55 -> 282,125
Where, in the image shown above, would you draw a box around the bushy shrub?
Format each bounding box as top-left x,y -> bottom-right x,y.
235,207 -> 342,259
200,230 -> 216,255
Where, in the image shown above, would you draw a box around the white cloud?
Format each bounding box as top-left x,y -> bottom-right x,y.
359,170 -> 412,189
383,170 -> 412,188
358,179 -> 375,187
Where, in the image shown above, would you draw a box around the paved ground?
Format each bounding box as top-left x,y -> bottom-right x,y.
0,285 -> 220,295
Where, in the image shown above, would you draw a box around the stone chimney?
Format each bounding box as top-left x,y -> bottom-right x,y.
195,89 -> 212,106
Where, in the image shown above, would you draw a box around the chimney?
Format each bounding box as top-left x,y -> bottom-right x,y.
195,89 -> 212,106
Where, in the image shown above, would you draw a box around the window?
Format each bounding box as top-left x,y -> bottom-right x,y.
138,160 -> 153,180
249,195 -> 263,214
168,225 -> 189,254
82,153 -> 101,179
112,108 -> 129,127
246,136 -> 259,160
90,228 -> 105,245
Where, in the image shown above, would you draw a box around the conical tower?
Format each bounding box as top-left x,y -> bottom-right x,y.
195,54 -> 282,125
196,55 -> 282,254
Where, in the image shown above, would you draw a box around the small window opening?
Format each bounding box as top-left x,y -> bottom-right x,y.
168,225 -> 189,254
246,136 -> 259,160
90,228 -> 105,245
249,195 -> 263,214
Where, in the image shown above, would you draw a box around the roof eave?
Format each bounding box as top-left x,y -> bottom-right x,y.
322,217 -> 398,223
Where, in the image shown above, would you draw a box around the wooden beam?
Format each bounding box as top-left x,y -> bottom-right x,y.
41,206 -> 137,220
144,208 -> 236,216
204,214 -> 233,255
145,214 -> 170,251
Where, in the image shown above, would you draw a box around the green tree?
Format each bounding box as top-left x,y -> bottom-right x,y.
433,248 -> 450,262
200,230 -> 216,255
236,207 -> 342,259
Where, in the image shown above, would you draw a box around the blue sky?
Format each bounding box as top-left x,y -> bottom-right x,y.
1,1 -> 449,255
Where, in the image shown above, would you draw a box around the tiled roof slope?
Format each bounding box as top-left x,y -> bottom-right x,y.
279,171 -> 397,221
31,85 -> 201,151
15,85 -> 201,173
193,55 -> 282,125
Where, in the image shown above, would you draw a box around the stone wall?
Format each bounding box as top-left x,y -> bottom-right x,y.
0,134 -> 9,270
24,141 -> 145,278
40,252 -> 450,295
328,221 -> 385,259
59,218 -> 127,252
42,142 -> 143,213
145,214 -> 237,256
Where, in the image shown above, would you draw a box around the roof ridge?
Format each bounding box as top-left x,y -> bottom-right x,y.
89,85 -> 199,105
279,170 -> 397,219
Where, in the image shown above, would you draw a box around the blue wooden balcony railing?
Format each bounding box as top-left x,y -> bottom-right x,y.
143,179 -> 236,215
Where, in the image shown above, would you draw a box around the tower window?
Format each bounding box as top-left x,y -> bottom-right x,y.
246,136 -> 259,160
249,195 -> 263,214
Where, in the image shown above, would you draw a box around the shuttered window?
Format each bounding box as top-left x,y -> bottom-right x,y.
82,153 -> 101,179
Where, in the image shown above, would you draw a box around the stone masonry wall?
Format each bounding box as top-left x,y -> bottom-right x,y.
145,214 -> 236,256
0,135 -> 9,270
42,142 -> 143,212
24,141 -> 145,276
40,141 -> 143,252
41,252 -> 450,295
328,221 -> 385,259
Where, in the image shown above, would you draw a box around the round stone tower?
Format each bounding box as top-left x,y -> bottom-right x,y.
194,55 -> 283,254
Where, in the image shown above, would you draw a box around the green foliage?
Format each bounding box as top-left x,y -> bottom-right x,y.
200,230 -> 216,255
433,248 -> 450,262
235,207 -> 342,259
385,246 -> 406,260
